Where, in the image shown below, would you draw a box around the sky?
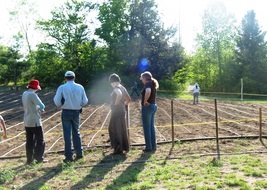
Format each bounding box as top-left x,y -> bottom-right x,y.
0,0 -> 266,53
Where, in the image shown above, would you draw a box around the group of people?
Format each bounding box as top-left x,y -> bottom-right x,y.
19,70 -> 159,164
20,71 -> 88,164
108,71 -> 159,154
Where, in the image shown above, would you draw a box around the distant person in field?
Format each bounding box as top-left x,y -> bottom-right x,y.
192,83 -> 200,104
130,81 -> 139,96
54,71 -> 88,163
0,115 -> 7,141
22,80 -> 46,164
140,71 -> 159,152
108,73 -> 131,154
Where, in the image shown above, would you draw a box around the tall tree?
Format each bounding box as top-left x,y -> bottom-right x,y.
9,0 -> 39,56
37,0 -> 98,85
96,0 -> 184,80
235,10 -> 267,93
95,0 -> 130,70
195,1 -> 237,91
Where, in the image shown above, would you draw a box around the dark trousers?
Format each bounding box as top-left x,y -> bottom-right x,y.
25,126 -> 45,163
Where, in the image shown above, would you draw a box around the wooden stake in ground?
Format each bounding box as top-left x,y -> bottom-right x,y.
214,99 -> 220,160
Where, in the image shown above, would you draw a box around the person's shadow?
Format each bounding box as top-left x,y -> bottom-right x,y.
104,151 -> 153,189
20,163 -> 63,190
70,153 -> 127,189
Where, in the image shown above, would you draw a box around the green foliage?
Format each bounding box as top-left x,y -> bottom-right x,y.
25,43 -> 66,87
96,0 -> 184,80
194,1 -> 237,91
235,10 -> 267,93
158,79 -> 181,91
0,169 -> 15,184
4,0 -> 267,94
36,0 -> 98,86
0,45 -> 28,85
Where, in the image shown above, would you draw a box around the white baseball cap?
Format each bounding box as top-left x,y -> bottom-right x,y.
65,71 -> 75,77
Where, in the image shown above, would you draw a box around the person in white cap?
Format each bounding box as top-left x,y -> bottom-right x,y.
54,71 -> 88,163
22,79 -> 46,164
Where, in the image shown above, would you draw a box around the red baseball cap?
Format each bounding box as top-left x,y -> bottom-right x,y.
27,80 -> 41,90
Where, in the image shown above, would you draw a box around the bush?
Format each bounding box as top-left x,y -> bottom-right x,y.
158,79 -> 183,91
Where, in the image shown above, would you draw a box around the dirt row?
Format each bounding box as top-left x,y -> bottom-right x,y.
0,90 -> 267,157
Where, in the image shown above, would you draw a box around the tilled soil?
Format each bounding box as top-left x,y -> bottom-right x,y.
1,90 -> 267,157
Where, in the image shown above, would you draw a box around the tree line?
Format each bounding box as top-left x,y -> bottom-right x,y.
0,0 -> 266,94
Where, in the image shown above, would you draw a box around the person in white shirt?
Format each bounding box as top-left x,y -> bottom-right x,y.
22,79 -> 46,164
54,71 -> 88,163
192,83 -> 200,104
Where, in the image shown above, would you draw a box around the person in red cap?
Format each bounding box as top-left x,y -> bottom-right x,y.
22,79 -> 47,164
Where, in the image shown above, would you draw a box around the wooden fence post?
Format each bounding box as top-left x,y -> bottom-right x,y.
214,99 -> 220,160
259,108 -> 262,141
171,99 -> 174,147
126,104 -> 130,144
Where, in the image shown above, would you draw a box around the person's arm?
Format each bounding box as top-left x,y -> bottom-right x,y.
0,116 -> 7,139
32,94 -> 45,112
114,88 -> 122,105
54,86 -> 63,107
38,102 -> 45,111
144,88 -> 151,106
81,88 -> 88,106
124,91 -> 131,106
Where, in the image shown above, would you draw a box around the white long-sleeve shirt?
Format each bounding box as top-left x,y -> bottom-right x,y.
54,80 -> 88,110
193,85 -> 200,94
22,90 -> 45,127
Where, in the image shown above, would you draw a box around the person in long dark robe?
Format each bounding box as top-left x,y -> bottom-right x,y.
108,73 -> 131,154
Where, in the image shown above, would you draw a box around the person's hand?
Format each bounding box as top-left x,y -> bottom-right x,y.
2,134 -> 7,140
144,102 -> 150,106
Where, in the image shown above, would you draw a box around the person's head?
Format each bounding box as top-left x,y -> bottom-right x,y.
195,83 -> 198,89
109,73 -> 121,86
140,71 -> 159,89
65,71 -> 75,81
27,79 -> 41,91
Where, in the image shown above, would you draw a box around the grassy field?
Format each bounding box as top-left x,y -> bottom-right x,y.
0,139 -> 267,190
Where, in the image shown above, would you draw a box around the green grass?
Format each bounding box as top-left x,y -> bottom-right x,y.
0,140 -> 267,189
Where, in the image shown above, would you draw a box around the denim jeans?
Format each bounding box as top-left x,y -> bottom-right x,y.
141,104 -> 157,150
193,92 -> 200,104
25,126 -> 45,163
62,110 -> 83,160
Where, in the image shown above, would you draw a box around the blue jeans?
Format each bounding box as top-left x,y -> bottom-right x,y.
193,92 -> 200,104
62,110 -> 83,160
142,104 -> 157,150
